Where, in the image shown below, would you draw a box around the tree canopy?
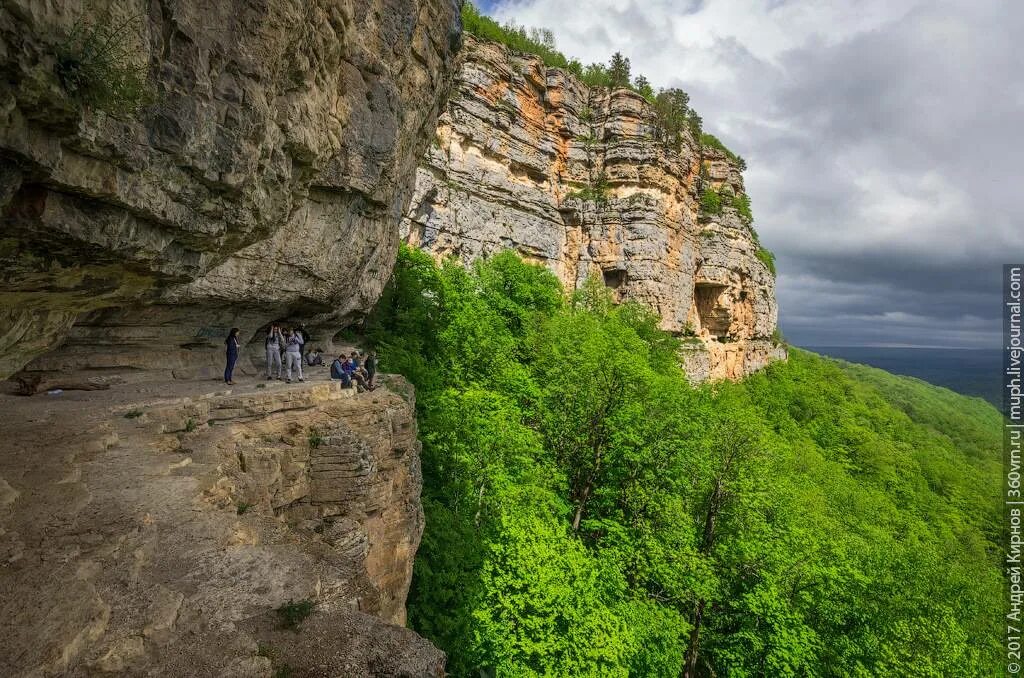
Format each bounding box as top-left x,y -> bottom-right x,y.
363,245 -> 1000,677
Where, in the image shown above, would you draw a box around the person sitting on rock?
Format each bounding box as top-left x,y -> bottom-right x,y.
284,328 -> 305,383
352,351 -> 375,391
265,324 -> 283,380
305,347 -> 324,367
331,354 -> 352,387
341,354 -> 369,391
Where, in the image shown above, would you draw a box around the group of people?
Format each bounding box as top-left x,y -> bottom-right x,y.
222,325 -> 376,391
263,324 -> 311,383
330,351 -> 377,391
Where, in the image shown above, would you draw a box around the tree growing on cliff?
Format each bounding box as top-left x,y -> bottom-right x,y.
608,52 -> 632,88
634,75 -> 654,101
651,88 -> 690,146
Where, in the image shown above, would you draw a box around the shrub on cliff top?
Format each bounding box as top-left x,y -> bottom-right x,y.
55,8 -> 152,115
700,133 -> 746,170
461,3 -> 574,71
699,188 -> 722,215
731,192 -> 754,225
756,246 -> 777,276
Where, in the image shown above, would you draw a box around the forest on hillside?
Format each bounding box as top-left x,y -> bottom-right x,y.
359,247 -> 1002,677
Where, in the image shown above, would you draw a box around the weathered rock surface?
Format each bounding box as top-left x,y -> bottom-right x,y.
0,372 -> 442,676
0,0 -> 461,379
401,36 -> 785,381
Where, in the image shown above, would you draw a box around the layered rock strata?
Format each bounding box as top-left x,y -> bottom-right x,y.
0,0 -> 460,379
401,36 -> 785,381
0,375 -> 442,676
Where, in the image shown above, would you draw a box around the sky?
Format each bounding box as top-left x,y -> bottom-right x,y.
482,0 -> 1023,348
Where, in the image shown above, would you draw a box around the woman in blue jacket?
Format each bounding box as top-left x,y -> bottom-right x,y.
225,327 -> 240,385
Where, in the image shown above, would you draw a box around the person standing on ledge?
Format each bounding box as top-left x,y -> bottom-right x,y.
365,350 -> 377,389
284,328 -> 305,383
265,324 -> 283,380
224,327 -> 240,385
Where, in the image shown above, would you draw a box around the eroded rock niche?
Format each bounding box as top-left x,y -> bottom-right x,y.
0,0 -> 461,380
400,35 -> 786,381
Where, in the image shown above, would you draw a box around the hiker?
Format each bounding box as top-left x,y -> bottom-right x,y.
224,327 -> 240,385
331,355 -> 352,387
306,347 -> 324,367
284,328 -> 305,383
265,324 -> 284,380
365,351 -> 377,389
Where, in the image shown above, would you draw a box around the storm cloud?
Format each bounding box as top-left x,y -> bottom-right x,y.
487,0 -> 1024,347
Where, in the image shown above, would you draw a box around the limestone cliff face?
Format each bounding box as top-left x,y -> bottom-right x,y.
0,376 -> 443,676
0,0 -> 460,379
401,36 -> 785,381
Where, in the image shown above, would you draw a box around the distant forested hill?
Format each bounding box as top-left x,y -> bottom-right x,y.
362,247 -> 1002,677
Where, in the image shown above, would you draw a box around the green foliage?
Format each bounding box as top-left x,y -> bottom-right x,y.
461,3 -> 575,71
55,8 -> 152,115
276,600 -> 315,631
272,665 -> 293,678
566,172 -> 610,204
699,188 -> 722,215
633,75 -> 654,101
184,417 -> 197,433
756,246 -> 777,276
700,132 -> 744,169
650,88 -> 691,146
236,502 -> 251,515
607,52 -> 631,88
361,247 -> 1001,677
124,409 -> 143,419
307,428 -> 323,449
730,191 -> 753,224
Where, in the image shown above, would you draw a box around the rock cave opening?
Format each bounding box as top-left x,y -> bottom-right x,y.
603,268 -> 627,290
694,282 -> 731,338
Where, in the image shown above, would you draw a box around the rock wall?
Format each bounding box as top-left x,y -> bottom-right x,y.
0,375 -> 443,676
401,36 -> 785,381
0,0 -> 461,379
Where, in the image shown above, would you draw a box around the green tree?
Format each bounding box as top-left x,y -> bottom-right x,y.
651,87 -> 690,146
608,52 -> 632,88
363,248 -> 1003,677
633,74 -> 654,101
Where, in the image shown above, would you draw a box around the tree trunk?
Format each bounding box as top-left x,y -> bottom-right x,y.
572,443 -> 602,531
474,482 -> 486,527
683,599 -> 706,678
683,479 -> 722,677
572,480 -> 592,531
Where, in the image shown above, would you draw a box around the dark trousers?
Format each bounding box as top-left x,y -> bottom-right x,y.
225,352 -> 238,383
